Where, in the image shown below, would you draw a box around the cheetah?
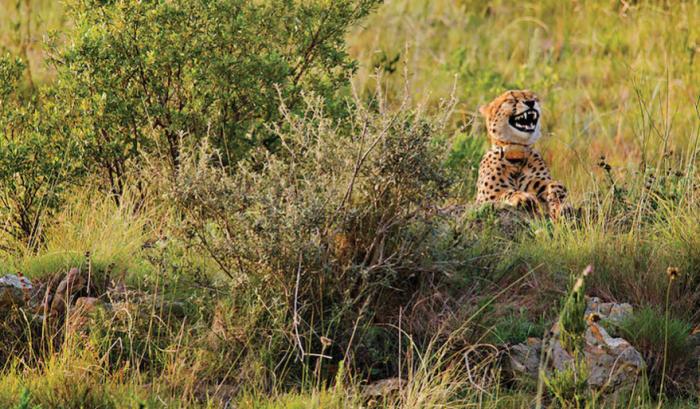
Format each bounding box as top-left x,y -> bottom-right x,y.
475,90 -> 571,219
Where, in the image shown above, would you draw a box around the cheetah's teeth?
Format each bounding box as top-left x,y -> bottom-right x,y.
509,109 -> 539,133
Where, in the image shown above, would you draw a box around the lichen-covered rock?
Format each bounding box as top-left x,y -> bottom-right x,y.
0,274 -> 32,309
507,300 -> 645,394
584,323 -> 645,389
585,297 -> 633,326
508,337 -> 542,378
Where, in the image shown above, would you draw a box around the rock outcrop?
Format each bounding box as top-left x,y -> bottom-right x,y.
508,337 -> 542,380
508,297 -> 645,393
585,296 -> 632,326
583,321 -> 645,389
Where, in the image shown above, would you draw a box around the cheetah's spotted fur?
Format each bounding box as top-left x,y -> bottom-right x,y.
475,90 -> 571,219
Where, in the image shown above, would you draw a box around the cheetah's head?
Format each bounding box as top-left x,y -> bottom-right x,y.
479,90 -> 541,146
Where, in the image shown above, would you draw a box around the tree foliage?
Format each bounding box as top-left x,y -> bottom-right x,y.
0,55 -> 84,248
0,0 -> 380,248
55,0 -> 381,197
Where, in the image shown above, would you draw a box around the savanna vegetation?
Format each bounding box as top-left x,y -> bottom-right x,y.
0,0 -> 698,407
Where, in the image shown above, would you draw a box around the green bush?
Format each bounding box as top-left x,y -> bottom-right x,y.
54,0 -> 380,197
169,90 -> 462,384
0,54 -> 85,249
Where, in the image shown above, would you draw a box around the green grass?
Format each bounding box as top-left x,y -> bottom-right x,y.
0,188 -> 155,286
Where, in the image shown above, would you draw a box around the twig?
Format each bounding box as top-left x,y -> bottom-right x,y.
293,253 -> 305,361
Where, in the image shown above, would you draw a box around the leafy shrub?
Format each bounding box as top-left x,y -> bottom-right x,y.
54,0 -> 381,197
168,89 -> 462,384
0,54 -> 85,249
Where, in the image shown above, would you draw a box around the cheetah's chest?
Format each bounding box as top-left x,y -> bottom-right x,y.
503,161 -> 529,190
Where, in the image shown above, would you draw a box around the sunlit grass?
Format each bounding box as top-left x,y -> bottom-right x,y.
0,0 -> 67,84
348,0 -> 700,199
0,188 -> 157,285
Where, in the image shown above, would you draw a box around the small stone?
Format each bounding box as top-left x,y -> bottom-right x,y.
550,339 -> 574,372
607,303 -> 633,325
363,377 -> 403,398
585,297 -> 633,326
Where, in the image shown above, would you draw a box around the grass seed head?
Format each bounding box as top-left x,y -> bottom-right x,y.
666,266 -> 679,281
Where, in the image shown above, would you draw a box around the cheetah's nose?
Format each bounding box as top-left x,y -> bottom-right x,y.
524,100 -> 535,108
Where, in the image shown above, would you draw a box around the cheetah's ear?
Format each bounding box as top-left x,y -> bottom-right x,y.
478,103 -> 491,118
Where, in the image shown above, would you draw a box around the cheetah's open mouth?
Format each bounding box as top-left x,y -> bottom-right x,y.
509,109 -> 539,133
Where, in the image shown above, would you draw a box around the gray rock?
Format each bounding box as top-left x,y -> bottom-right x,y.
508,337 -> 542,378
583,323 -> 645,389
550,337 -> 575,372
585,297 -> 633,326
0,274 -> 32,309
507,301 -> 645,393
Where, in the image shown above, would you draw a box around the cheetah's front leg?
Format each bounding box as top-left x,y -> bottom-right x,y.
545,181 -> 573,220
503,190 -> 539,210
